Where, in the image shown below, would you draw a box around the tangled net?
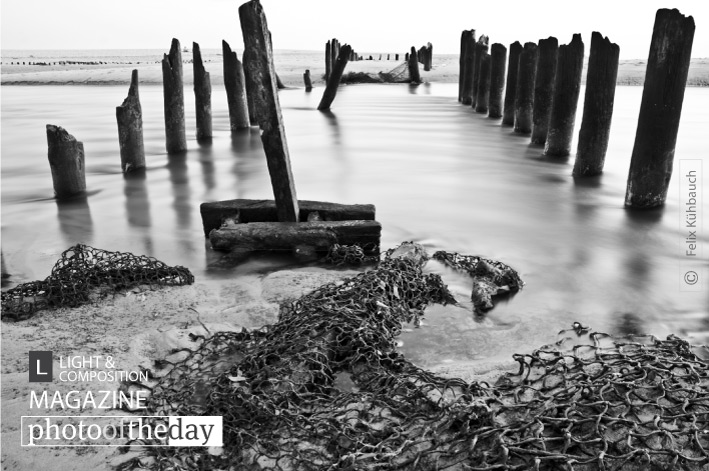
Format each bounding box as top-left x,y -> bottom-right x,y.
323,243 -> 380,266
116,242 -> 707,470
0,244 -> 194,321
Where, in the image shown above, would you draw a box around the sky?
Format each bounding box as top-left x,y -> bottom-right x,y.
1,0 -> 707,59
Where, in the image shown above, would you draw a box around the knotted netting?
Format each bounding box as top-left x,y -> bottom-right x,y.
0,244 -> 194,321
114,242 -> 707,470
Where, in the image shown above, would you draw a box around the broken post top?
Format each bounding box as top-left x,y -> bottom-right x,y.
119,70 -> 140,107
193,42 -> 207,74
163,38 -> 182,72
46,124 -> 78,143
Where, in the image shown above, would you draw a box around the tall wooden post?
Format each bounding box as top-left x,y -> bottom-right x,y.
474,53 -> 491,113
573,32 -> 620,177
318,44 -> 352,110
460,30 -> 476,105
161,38 -> 187,153
513,42 -> 538,134
325,40 -> 332,82
458,31 -> 467,101
303,69 -> 313,91
544,34 -> 584,157
488,43 -> 507,118
426,42 -> 433,71
116,69 -> 145,172
471,36 -> 489,109
531,37 -> 559,144
242,51 -> 259,126
239,0 -> 299,222
502,41 -> 522,125
193,42 -> 212,141
223,40 -> 251,131
625,9 -> 695,208
47,125 -> 86,198
408,47 -> 421,83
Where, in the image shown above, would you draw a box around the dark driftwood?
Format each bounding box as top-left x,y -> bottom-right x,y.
408,47 -> 421,83
544,34 -> 584,157
325,40 -> 331,82
460,30 -> 476,105
502,41 -> 522,125
471,36 -> 489,109
474,53 -> 491,113
223,40 -> 251,131
625,9 -> 695,208
531,37 -> 559,144
192,42 -> 212,140
488,43 -> 507,118
239,0 -> 299,222
116,69 -> 145,173
318,44 -> 352,111
513,42 -> 538,133
209,220 -> 381,253
46,125 -> 86,198
200,199 -> 376,236
303,69 -> 313,91
573,32 -> 620,177
161,38 -> 187,153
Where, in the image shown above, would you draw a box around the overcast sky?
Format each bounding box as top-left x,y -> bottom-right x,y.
1,0 -> 707,59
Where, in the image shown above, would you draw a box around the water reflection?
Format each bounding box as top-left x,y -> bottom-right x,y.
56,195 -> 93,246
197,140 -> 216,193
123,169 -> 151,228
166,152 -> 193,253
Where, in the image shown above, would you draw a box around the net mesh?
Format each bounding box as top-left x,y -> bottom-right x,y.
0,244 -> 194,321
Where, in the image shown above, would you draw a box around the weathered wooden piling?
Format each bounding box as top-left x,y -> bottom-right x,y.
458,30 -> 467,101
471,36 -> 489,109
475,53 -> 491,113
625,9 -> 695,208
460,30 -> 476,105
325,40 -> 332,82
395,53 -> 399,61
161,38 -> 187,153
531,37 -> 559,144
573,32 -> 620,177
116,69 -> 145,172
303,69 -> 313,91
408,47 -> 421,83
488,43 -> 507,118
239,0 -> 299,222
317,44 -> 352,111
192,42 -> 212,141
47,125 -> 86,198
222,41 -> 251,131
513,42 -> 538,133
544,34 -> 584,157
502,42 -> 522,125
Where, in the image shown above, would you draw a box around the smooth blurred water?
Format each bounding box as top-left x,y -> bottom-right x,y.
1,83 -> 707,365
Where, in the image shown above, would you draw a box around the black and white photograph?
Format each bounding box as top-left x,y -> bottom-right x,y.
1,0 -> 708,469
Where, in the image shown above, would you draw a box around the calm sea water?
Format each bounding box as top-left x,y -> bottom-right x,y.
1,81 -> 707,366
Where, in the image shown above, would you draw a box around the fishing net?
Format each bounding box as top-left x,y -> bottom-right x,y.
323,243 -> 380,266
378,62 -> 411,83
113,242 -> 707,470
0,244 -> 194,321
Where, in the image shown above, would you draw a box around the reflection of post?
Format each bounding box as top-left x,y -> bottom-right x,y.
56,195 -> 93,246
162,38 -> 187,153
625,9 -> 695,208
123,169 -> 151,228
116,69 -> 145,172
573,32 -> 620,177
46,125 -> 86,198
502,41 -> 522,126
192,42 -> 212,141
531,37 -> 558,145
239,0 -> 299,222
167,154 -> 192,231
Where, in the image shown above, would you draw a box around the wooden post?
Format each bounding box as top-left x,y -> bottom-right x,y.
488,43 -> 507,118
475,53 -> 491,113
502,42 -> 522,125
471,35 -> 489,109
325,40 -> 331,82
241,51 -> 259,126
161,38 -> 187,153
458,30 -> 467,102
513,42 -> 538,133
460,30 -> 476,105
192,42 -> 212,141
116,69 -> 145,173
222,40 -> 251,131
46,125 -> 86,198
573,32 -> 620,177
239,0 -> 299,222
317,44 -> 352,111
408,47 -> 421,83
395,53 -> 399,61
425,42 -> 433,71
303,69 -> 313,91
625,9 -> 695,208
531,37 -> 559,144
544,34 -> 584,157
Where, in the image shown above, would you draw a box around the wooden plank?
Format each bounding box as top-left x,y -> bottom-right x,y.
209,220 -> 381,253
200,199 -> 376,236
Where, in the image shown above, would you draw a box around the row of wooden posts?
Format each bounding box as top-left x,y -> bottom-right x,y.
457,8 -> 694,209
